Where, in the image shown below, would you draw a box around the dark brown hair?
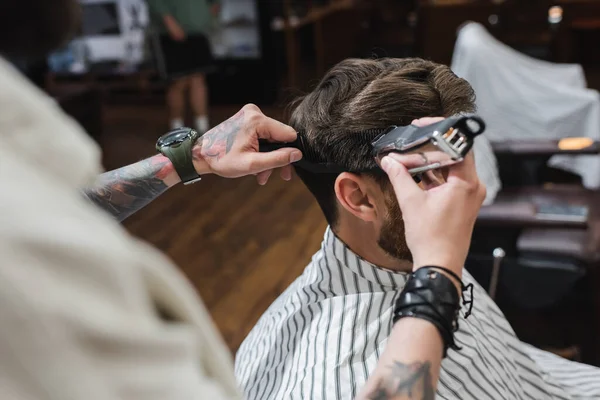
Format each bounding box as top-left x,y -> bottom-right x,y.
290,57 -> 476,226
0,0 -> 81,59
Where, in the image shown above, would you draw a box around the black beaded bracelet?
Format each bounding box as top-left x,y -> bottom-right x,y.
423,265 -> 475,319
393,267 -> 468,357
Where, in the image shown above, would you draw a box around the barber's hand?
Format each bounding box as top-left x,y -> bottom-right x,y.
380,117 -> 486,277
164,15 -> 186,41
192,104 -> 302,183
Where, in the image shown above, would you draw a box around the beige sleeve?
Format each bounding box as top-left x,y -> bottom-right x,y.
0,205 -> 241,400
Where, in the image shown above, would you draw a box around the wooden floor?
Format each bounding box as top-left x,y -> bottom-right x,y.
101,104 -> 327,353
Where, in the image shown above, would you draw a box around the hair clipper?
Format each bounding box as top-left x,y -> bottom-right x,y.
371,115 -> 486,176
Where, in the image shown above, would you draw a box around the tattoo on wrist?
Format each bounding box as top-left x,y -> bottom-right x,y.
368,361 -> 434,400
82,155 -> 173,222
193,109 -> 244,161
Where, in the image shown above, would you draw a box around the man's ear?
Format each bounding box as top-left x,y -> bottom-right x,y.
334,172 -> 378,222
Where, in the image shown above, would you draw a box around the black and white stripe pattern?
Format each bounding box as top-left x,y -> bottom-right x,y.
235,228 -> 600,399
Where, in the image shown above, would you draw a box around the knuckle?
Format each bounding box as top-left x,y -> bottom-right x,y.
400,191 -> 421,207
243,103 -> 261,113
478,184 -> 487,202
248,111 -> 263,125
382,162 -> 400,177
278,152 -> 291,166
464,180 -> 480,194
388,171 -> 402,182
247,156 -> 261,170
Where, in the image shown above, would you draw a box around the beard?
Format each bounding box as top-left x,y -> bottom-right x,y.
377,168 -> 446,261
377,189 -> 412,261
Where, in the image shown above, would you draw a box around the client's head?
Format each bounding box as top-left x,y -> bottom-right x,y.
290,58 -> 475,267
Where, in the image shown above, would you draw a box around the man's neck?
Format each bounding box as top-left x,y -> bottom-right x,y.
332,220 -> 413,273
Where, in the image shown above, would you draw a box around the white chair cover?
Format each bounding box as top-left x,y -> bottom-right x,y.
451,22 -> 600,198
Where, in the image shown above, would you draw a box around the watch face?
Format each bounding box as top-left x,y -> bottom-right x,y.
156,127 -> 198,148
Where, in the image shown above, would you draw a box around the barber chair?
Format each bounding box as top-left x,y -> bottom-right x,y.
447,18 -> 600,365
451,22 -> 600,189
466,139 -> 600,366
451,22 -> 600,365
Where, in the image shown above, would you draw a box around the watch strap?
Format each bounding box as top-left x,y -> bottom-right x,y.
161,144 -> 201,184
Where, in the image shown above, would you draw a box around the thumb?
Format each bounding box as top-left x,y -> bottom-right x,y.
243,148 -> 303,174
380,156 -> 424,206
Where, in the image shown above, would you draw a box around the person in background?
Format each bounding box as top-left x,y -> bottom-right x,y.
146,0 -> 219,134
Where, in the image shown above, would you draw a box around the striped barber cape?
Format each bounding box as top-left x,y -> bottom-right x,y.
235,227 -> 600,400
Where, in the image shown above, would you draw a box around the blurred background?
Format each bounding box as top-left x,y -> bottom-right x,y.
15,0 -> 600,369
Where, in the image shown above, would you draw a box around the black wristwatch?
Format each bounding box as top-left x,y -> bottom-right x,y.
156,127 -> 202,185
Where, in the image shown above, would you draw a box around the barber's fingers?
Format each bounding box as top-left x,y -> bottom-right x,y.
280,165 -> 293,181
446,151 -> 478,184
256,166 -> 293,185
254,114 -> 298,143
256,169 -> 272,185
243,147 -> 302,175
410,114 -> 480,184
383,153 -> 428,169
381,154 -> 424,207
411,116 -> 444,127
446,152 -> 486,204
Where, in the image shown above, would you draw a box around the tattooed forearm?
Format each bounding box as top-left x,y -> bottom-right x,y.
368,361 -> 434,400
193,109 -> 244,161
82,154 -> 175,222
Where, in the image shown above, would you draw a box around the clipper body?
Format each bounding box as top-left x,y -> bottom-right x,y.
371,115 -> 486,175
